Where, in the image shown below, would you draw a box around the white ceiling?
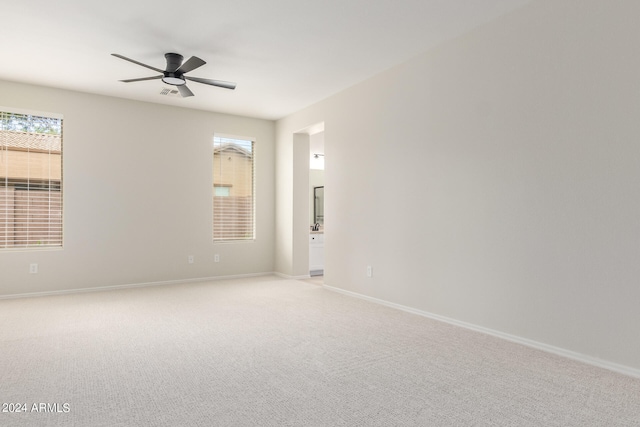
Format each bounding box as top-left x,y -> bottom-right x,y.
1,0 -> 532,121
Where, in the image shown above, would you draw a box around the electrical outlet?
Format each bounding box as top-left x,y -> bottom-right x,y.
366,265 -> 373,278
188,255 -> 194,264
30,263 -> 38,274
214,254 -> 220,263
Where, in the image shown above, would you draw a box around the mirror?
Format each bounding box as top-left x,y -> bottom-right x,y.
314,186 -> 324,225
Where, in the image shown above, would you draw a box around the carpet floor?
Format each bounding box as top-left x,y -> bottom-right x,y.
1,275 -> 639,426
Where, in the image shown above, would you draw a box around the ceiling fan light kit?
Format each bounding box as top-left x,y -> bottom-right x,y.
111,52 -> 236,98
162,76 -> 186,86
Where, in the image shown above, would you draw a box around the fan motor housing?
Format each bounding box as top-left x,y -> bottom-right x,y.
165,53 -> 183,71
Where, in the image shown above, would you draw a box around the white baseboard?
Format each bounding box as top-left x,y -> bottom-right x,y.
273,272 -> 312,280
0,272 -> 275,300
323,284 -> 640,380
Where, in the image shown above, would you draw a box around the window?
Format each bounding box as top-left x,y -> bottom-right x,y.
0,109 -> 63,249
213,136 -> 254,241
214,185 -> 230,197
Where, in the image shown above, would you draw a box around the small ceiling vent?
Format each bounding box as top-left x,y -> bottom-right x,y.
160,88 -> 181,97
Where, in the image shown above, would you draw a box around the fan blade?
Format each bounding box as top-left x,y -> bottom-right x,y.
185,76 -> 236,90
177,56 -> 206,74
111,53 -> 164,73
119,75 -> 163,83
177,84 -> 194,97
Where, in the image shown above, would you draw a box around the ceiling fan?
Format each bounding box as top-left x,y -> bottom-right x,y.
111,52 -> 236,97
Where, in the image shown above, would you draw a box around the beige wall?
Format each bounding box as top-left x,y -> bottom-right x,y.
0,80 -> 275,295
276,0 -> 640,373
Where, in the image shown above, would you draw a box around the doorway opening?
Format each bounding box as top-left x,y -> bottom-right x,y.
308,129 -> 324,279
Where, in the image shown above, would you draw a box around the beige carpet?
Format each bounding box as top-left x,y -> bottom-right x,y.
1,275 -> 639,426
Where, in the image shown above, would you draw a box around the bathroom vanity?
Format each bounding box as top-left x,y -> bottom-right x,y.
309,232 -> 324,276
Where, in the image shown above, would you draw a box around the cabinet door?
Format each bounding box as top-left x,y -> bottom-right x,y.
309,235 -> 324,271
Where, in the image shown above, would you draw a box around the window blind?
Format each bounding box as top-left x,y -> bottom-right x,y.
213,136 -> 254,241
0,110 -> 63,249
